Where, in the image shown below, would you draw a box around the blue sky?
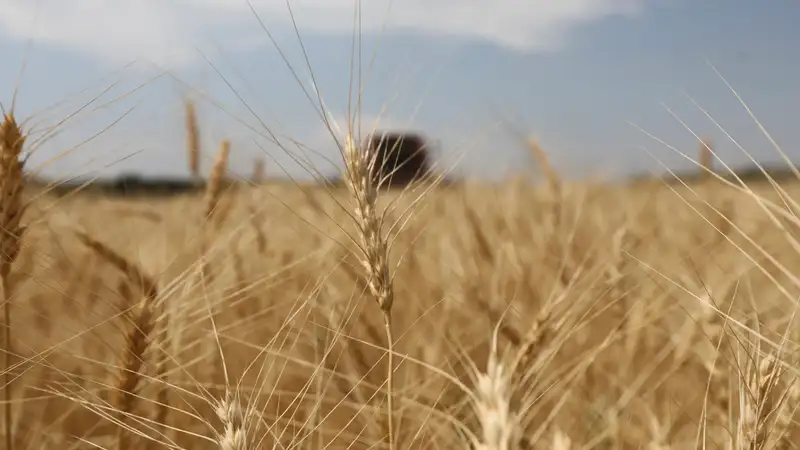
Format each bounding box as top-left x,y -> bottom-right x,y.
0,0 -> 797,182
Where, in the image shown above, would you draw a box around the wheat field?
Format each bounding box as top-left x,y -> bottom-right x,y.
2,104 -> 800,450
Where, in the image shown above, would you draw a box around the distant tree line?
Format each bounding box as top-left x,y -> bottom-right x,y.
104,174 -> 204,196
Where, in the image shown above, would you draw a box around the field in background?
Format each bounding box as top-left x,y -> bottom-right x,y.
6,168 -> 800,449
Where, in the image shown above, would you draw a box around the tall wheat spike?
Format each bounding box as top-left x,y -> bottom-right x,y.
699,138 -> 714,178
252,158 -> 266,184
186,99 -> 201,182
205,140 -> 231,221
472,329 -> 520,450
0,113 -> 26,450
342,134 -> 397,449
527,138 -> 561,192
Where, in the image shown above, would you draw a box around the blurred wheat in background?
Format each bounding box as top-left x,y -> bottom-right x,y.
1,98 -> 798,449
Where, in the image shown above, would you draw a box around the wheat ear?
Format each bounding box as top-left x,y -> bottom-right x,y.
251,158 -> 266,184
527,137 -> 560,193
473,328 -> 520,450
342,134 -> 396,449
76,232 -> 159,450
0,113 -> 26,450
186,99 -> 201,182
205,139 -> 231,223
699,138 -> 714,178
215,390 -> 248,450
198,139 -> 232,285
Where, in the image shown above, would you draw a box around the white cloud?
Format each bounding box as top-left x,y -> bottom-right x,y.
0,0 -> 644,69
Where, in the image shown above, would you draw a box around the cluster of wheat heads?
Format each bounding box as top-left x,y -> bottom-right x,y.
1,105 -> 800,450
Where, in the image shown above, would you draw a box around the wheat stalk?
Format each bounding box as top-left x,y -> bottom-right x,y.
527,138 -> 560,193
251,158 -> 266,184
738,350 -> 785,450
472,328 -> 520,450
75,231 -> 160,450
0,113 -> 26,450
774,368 -> 799,450
149,302 -> 171,450
198,139 -> 233,285
342,134 -> 397,449
186,99 -> 201,182
205,139 -> 231,222
246,202 -> 267,255
552,428 -> 572,450
699,138 -> 714,178
215,390 -> 248,450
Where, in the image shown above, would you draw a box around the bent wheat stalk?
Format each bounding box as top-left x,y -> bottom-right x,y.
76,232 -> 160,450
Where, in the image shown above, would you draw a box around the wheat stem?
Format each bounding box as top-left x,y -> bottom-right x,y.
2,276 -> 12,450
383,313 -> 395,448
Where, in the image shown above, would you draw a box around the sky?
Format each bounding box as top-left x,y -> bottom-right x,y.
0,0 -> 797,182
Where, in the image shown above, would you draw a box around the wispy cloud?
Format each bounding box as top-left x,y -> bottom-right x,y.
0,0 -> 645,69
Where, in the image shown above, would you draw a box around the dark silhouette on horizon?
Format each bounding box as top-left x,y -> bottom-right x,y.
364,131 -> 433,188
